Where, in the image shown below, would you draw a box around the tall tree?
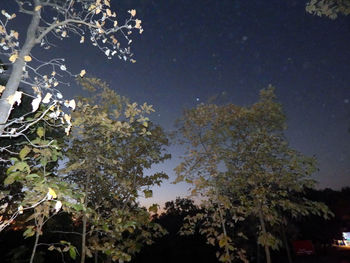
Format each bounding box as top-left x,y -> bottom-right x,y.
62,77 -> 170,262
175,86 -> 331,263
0,0 -> 143,141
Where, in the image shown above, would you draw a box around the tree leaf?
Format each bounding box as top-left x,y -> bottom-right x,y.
37,127 -> 45,138
79,69 -> 86,77
47,188 -> 57,199
9,53 -> 18,63
26,173 -> 40,179
148,204 -> 158,213
143,189 -> 153,198
4,173 -> 16,185
23,226 -> 35,238
31,96 -> 42,112
69,246 -> 77,259
42,93 -> 52,103
48,245 -> 55,251
24,55 -> 32,62
7,91 -> 22,106
19,146 -> 31,160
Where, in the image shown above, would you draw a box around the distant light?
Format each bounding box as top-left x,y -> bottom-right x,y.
344,99 -> 349,104
196,98 -> 200,102
343,232 -> 350,241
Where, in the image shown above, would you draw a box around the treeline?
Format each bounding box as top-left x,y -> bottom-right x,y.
0,188 -> 349,263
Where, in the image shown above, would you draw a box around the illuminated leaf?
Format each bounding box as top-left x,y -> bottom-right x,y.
79,69 -> 86,77
31,95 -> 42,112
64,114 -> 71,124
1,10 -> 12,19
32,86 -> 39,94
11,31 -> 19,39
65,124 -> 72,136
7,91 -> 22,106
88,4 -> 96,11
64,99 -> 76,110
24,55 -> 32,62
47,188 -> 57,199
0,85 -> 5,94
54,201 -> 62,213
35,5 -> 42,11
42,93 -> 52,103
9,53 -> 18,63
135,19 -> 142,29
69,246 -> 77,259
129,9 -> 136,17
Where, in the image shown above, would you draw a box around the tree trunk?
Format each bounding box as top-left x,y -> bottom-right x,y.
258,209 -> 271,263
218,202 -> 231,262
81,210 -> 87,263
29,228 -> 41,263
81,173 -> 90,263
281,222 -> 293,263
94,251 -> 98,263
0,1 -> 41,134
257,238 -> 261,263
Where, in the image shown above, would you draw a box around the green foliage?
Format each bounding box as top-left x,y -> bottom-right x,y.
175,86 -> 331,263
0,104 -> 83,263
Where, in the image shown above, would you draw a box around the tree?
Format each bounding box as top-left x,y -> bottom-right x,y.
62,77 -> 170,262
175,86 -> 331,263
0,0 -> 143,142
0,100 -> 71,229
0,97 -> 82,261
306,0 -> 350,19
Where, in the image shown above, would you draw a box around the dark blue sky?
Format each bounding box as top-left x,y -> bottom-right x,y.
3,0 -> 349,204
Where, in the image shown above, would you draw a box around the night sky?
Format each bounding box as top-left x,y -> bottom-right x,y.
2,0 -> 350,207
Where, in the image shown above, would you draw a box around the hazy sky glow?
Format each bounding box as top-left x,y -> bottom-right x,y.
3,0 -> 349,207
